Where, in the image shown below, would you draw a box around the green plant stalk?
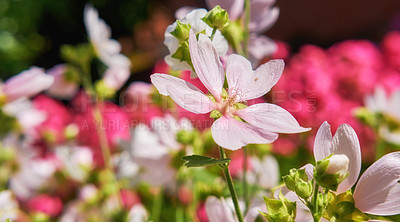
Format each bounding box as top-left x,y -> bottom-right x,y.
242,0 -> 251,57
210,27 -> 218,41
151,188 -> 164,222
219,147 -> 244,222
312,181 -> 320,222
242,147 -> 249,213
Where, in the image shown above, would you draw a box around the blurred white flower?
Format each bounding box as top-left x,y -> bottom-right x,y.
84,4 -> 131,69
55,146 -> 94,182
46,64 -> 79,99
0,190 -> 19,222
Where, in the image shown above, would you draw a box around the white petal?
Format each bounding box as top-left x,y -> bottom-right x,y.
235,103 -> 310,133
353,152 -> 400,215
189,31 -> 225,101
211,115 -> 278,150
226,55 -> 284,102
151,74 -> 215,114
205,196 -> 235,222
314,122 -> 361,193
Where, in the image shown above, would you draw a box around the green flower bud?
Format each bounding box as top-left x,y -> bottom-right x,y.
170,21 -> 191,42
314,154 -> 349,191
283,168 -> 309,191
95,80 -> 116,99
353,107 -> 377,127
64,123 -> 79,140
202,6 -> 230,29
176,129 -> 196,145
323,191 -> 368,221
260,191 -> 296,222
294,180 -> 313,199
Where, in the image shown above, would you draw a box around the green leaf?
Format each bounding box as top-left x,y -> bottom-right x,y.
182,155 -> 230,168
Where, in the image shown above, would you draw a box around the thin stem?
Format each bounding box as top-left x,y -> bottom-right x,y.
242,147 -> 249,213
210,27 -> 218,41
93,102 -> 111,169
312,181 -> 320,222
375,129 -> 386,160
151,188 -> 164,222
219,147 -> 244,222
243,0 -> 251,57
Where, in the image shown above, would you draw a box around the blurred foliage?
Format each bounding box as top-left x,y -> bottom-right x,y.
0,0 -> 150,79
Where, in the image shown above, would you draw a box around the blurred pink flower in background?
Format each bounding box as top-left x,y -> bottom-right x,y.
27,194 -> 63,217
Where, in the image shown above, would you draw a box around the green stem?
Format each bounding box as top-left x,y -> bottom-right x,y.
242,147 -> 249,213
312,181 -> 320,222
376,131 -> 386,160
151,188 -> 164,222
219,147 -> 244,222
243,0 -> 251,57
210,27 -> 218,41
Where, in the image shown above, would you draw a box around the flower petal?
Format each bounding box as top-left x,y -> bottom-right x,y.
205,0 -> 244,20
205,196 -> 235,222
3,67 -> 54,102
314,122 -> 361,193
151,74 -> 215,114
313,121 -> 333,161
235,103 -> 310,134
249,4 -> 279,33
226,55 -> 284,102
211,115 -> 278,150
189,31 -> 224,101
353,152 -> 400,215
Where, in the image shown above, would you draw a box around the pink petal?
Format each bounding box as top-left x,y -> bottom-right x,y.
151,74 -> 215,114
3,67 -> 54,102
211,115 -> 278,150
205,196 -> 235,222
226,55 -> 284,102
248,34 -> 277,65
353,152 -> 400,215
103,66 -> 131,90
313,122 -> 361,193
249,2 -> 279,33
189,31 -> 225,101
205,0 -> 244,20
235,103 -> 310,134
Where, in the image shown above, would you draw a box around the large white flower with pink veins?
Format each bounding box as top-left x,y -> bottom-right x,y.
152,30 -> 309,150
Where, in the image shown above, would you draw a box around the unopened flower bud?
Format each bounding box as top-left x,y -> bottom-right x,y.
176,129 -> 195,145
295,181 -> 313,199
202,6 -> 230,29
326,154 -> 349,175
260,192 -> 296,222
283,168 -> 309,191
315,154 -> 349,191
170,21 -> 191,42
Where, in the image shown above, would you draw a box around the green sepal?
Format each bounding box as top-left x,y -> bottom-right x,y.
210,110 -> 222,119
170,21 -> 191,42
181,155 -> 231,168
60,43 -> 93,66
260,191 -> 296,222
202,5 -> 230,30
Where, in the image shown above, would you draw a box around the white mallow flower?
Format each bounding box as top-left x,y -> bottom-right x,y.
55,146 -> 94,182
365,87 -> 400,144
128,204 -> 148,222
0,190 -> 19,222
247,155 -> 279,189
84,4 -> 131,68
2,98 -> 46,135
325,154 -> 349,175
164,8 -> 228,72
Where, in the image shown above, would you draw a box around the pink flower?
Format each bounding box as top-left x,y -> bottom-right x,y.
120,189 -> 140,210
151,31 -> 309,150
2,67 -> 54,103
33,95 -> 72,144
46,64 -> 79,99
27,194 -> 63,217
382,31 -> 400,72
